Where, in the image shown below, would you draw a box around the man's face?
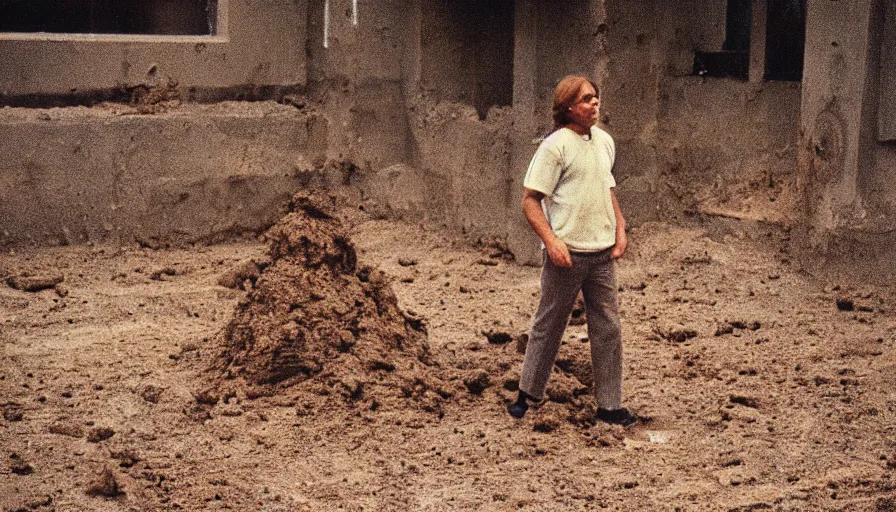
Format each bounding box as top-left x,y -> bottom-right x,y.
567,82 -> 600,130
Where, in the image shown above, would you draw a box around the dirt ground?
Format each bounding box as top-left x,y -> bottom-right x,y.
2,205 -> 895,511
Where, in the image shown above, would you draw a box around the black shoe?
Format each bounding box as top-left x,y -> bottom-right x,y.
508,391 -> 534,419
507,400 -> 529,419
596,407 -> 638,426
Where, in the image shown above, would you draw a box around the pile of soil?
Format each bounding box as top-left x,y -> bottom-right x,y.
215,192 -> 446,412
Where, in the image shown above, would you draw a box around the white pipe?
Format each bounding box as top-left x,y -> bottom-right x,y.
323,0 -> 330,48
352,0 -> 358,26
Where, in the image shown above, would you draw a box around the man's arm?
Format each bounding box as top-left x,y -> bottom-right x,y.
522,187 -> 573,268
610,188 -> 627,259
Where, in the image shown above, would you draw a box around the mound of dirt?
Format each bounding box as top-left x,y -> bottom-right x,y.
216,192 -> 446,412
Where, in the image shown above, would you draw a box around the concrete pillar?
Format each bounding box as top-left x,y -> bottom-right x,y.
794,0 -> 876,274
506,0 -> 542,265
749,0 -> 767,82
602,0 -> 662,223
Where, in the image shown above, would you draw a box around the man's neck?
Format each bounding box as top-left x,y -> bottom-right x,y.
564,123 -> 592,136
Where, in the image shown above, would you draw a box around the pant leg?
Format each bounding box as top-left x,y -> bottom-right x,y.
519,253 -> 586,401
581,252 -> 623,410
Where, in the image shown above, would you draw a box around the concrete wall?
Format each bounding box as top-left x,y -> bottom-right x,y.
861,0 -> 896,235
652,0 -> 801,225
0,103 -> 327,247
405,0 -> 517,241
601,0 -> 664,225
3,0 -> 895,282
305,0 -> 410,171
657,78 -> 800,223
0,0 -> 800,254
0,0 -> 306,102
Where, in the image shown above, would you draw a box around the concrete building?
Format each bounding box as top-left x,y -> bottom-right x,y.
0,0 -> 893,279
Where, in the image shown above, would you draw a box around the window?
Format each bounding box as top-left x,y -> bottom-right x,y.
693,0 -> 751,79
765,0 -> 806,81
0,0 -> 217,35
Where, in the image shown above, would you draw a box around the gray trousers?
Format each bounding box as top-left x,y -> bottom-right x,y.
519,249 -> 623,410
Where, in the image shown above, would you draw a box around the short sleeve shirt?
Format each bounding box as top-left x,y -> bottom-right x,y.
523,126 -> 617,252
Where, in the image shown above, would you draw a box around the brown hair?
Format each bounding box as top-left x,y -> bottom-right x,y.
552,75 -> 600,130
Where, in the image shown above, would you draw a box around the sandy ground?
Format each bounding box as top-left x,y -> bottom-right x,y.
1,210 -> 895,511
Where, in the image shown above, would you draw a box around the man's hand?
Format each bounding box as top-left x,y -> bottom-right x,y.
522,188 -> 574,268
546,236 -> 573,268
610,227 -> 627,259
609,189 -> 627,259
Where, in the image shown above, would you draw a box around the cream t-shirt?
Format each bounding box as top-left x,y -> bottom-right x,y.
523,126 -> 617,252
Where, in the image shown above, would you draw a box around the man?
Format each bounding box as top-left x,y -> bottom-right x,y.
508,75 -> 636,426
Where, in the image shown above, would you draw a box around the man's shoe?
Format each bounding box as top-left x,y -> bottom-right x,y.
596,407 -> 638,426
507,400 -> 528,419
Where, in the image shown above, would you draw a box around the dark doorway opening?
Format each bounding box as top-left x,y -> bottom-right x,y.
420,0 -> 515,120
0,0 -> 217,35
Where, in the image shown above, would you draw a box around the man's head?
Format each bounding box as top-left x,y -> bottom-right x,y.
552,75 -> 600,132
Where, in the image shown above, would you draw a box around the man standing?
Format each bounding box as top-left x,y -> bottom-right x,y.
508,75 -> 636,426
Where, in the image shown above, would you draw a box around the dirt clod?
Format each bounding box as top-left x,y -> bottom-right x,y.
463,370 -> 491,395
569,295 -> 587,326
193,389 -> 219,406
10,462 -> 33,475
3,408 -> 23,421
139,385 -> 164,404
48,421 -> 85,438
86,466 -> 123,498
836,298 -> 855,311
217,258 -> 268,290
729,395 -> 760,408
87,427 -> 115,443
515,332 -> 529,354
482,329 -> 513,345
110,450 -> 141,468
6,274 -> 64,292
653,323 -> 698,343
150,268 -> 177,281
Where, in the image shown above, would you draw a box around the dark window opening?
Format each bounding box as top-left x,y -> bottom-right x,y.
723,0 -> 752,52
765,0 -> 806,81
0,0 -> 217,35
693,0 -> 751,79
420,0 -> 515,120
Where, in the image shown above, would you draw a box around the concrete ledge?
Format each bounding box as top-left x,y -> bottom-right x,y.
792,226 -> 896,282
0,101 -> 327,247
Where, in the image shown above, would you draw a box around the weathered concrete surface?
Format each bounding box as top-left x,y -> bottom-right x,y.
599,0 -> 800,229
0,0 -> 306,100
505,0 -> 544,265
657,78 -> 800,223
305,0 -> 411,171
304,0 -> 522,253
794,0 -> 896,280
0,102 -> 326,247
406,99 -> 514,238
602,0 -> 665,228
649,1 -> 801,226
